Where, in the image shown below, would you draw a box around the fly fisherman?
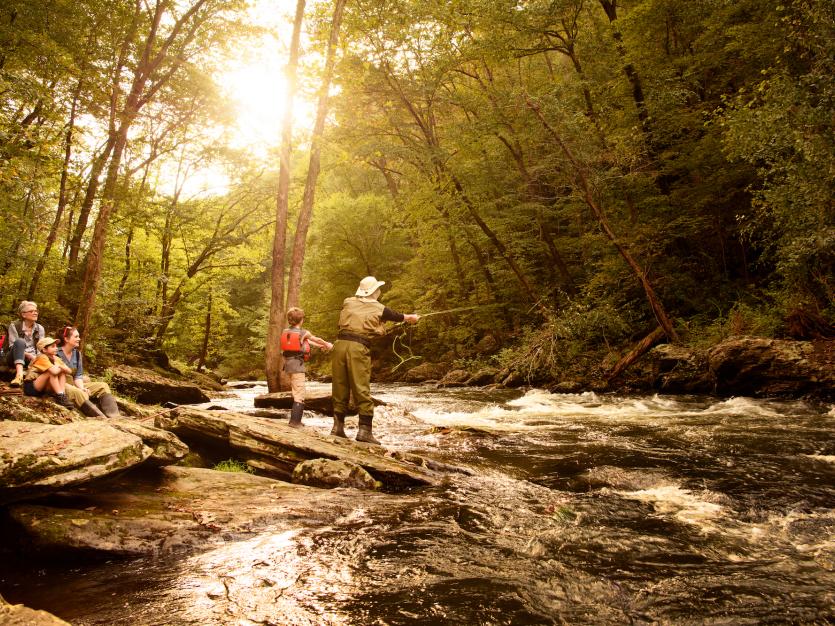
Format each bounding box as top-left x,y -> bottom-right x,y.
330,276 -> 419,444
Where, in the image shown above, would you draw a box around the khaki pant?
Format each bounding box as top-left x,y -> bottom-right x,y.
64,380 -> 112,409
289,372 -> 305,403
330,339 -> 373,416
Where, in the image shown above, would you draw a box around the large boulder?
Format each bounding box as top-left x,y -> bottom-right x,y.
0,420 -> 151,504
158,407 -> 465,491
6,465 -> 373,557
106,365 -> 210,405
437,369 -> 471,388
647,344 -> 715,394
403,362 -> 448,382
291,458 -> 381,490
467,367 -> 499,386
707,337 -> 835,398
253,390 -> 385,416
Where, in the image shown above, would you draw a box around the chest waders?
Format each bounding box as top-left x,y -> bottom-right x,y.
331,297 -> 385,444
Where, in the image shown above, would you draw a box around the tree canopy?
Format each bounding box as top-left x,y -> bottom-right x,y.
1,0 -> 832,381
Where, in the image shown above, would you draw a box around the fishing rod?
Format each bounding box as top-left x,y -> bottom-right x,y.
416,303 -> 503,318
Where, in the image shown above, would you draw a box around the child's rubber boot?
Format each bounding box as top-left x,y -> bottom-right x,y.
289,401 -> 304,428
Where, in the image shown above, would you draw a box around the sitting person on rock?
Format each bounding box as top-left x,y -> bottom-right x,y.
23,336 -> 74,408
56,325 -> 120,418
281,307 -> 332,428
5,300 -> 45,387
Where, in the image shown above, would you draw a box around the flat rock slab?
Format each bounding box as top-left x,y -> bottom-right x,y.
107,365 -> 210,405
0,420 -> 151,504
107,419 -> 189,465
0,394 -> 79,425
0,599 -> 70,626
253,390 -> 385,416
159,407 -> 453,490
7,465 -> 384,557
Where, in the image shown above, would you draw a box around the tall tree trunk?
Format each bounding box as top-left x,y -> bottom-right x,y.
75,124 -> 130,337
527,97 -> 679,341
74,0 -> 212,340
113,224 -> 133,326
197,291 -> 212,371
28,78 -> 83,300
286,0 -> 346,309
597,0 -> 654,152
265,0 -> 306,393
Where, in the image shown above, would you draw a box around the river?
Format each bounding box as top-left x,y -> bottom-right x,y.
2,383 -> 834,624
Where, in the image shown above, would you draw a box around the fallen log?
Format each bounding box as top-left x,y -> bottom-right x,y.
606,326 -> 667,382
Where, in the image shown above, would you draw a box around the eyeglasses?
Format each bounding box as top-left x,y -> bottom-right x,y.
23,309 -> 38,313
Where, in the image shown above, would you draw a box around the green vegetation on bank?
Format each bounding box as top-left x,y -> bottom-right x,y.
0,0 -> 832,381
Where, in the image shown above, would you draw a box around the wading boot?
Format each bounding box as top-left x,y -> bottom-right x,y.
330,413 -> 347,438
98,393 -> 120,418
356,415 -> 380,446
289,401 -> 304,428
53,392 -> 74,410
79,399 -> 106,418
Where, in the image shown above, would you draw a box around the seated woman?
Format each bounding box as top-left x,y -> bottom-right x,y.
5,300 -> 45,387
56,326 -> 120,418
23,336 -> 74,408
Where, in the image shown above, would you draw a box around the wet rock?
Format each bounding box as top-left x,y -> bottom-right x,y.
253,390 -> 385,416
106,419 -> 189,465
184,370 -> 226,392
403,362 -> 447,382
158,407 -> 459,490
107,365 -> 210,405
647,344 -> 715,394
291,458 -> 381,490
427,425 -> 499,439
0,598 -> 70,625
389,450 -> 474,475
228,382 -> 257,389
549,380 -> 584,394
467,367 -> 499,386
6,466 -> 361,557
0,420 -> 151,504
437,369 -> 471,387
707,337 -> 835,398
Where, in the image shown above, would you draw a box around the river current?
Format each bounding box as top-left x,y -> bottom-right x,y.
2,383 -> 834,624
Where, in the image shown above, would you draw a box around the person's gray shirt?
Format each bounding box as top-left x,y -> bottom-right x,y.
7,321 -> 45,358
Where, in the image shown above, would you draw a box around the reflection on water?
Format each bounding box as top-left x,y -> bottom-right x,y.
2,385 -> 834,624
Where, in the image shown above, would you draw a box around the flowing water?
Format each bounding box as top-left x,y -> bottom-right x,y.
2,383 -> 834,624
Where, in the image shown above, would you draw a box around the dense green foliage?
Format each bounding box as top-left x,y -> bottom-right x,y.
0,0 -> 832,380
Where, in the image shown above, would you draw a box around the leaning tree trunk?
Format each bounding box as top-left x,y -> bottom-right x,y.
527,96 -> 679,342
265,0 -> 306,393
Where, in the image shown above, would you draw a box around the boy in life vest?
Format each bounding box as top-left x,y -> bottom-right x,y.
281,307 -> 333,427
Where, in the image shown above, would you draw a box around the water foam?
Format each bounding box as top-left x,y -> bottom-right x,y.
614,484 -> 725,530
803,454 -> 835,465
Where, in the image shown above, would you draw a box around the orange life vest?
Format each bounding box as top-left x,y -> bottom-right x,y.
280,327 -> 310,361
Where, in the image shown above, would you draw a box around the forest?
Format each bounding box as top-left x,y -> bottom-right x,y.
1,0 -> 833,387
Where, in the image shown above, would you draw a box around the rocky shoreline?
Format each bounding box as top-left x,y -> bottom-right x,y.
394,336 -> 835,402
